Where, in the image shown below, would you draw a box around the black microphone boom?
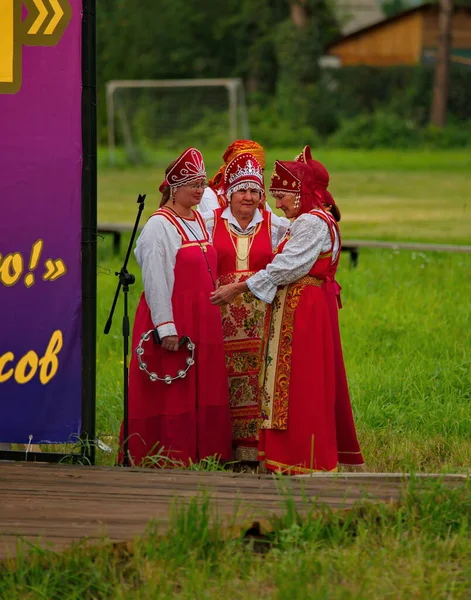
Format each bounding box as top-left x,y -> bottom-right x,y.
104,193 -> 146,467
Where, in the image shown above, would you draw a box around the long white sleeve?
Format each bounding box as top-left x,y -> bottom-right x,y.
198,187 -> 220,213
270,213 -> 290,249
134,215 -> 181,338
201,210 -> 216,239
246,213 -> 331,304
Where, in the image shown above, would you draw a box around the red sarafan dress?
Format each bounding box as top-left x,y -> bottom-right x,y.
258,209 -> 364,473
122,208 -> 232,466
321,210 -> 364,469
212,207 -> 273,461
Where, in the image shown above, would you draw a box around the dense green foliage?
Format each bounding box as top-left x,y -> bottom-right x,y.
97,2 -> 471,150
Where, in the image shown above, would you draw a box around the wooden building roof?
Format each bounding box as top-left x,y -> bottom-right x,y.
327,2 -> 471,67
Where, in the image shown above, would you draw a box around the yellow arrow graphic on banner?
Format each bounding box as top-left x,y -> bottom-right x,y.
0,0 -> 72,94
44,0 -> 64,35
27,0 -> 48,35
43,259 -> 67,282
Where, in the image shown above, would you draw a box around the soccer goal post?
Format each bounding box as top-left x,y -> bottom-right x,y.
106,78 -> 250,166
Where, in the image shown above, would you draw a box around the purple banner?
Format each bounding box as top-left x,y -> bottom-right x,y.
0,0 -> 82,443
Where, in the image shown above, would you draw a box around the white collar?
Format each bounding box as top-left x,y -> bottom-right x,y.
221,206 -> 263,233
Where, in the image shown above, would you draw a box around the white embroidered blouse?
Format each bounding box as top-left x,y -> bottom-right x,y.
134,212 -> 208,339
246,212 -> 340,304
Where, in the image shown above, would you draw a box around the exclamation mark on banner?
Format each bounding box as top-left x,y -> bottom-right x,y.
24,239 -> 43,288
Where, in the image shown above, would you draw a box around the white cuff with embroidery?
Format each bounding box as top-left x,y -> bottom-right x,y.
246,271 -> 278,304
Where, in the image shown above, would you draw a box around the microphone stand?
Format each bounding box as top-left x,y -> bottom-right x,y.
104,194 -> 146,467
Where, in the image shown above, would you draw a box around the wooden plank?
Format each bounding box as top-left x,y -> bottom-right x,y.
0,463 -> 468,560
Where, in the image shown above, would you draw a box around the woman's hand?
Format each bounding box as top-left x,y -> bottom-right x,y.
210,281 -> 248,306
161,335 -> 179,352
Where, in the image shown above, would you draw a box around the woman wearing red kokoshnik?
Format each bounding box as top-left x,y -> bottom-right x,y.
211,149 -> 364,474
119,147 -> 232,467
203,153 -> 289,463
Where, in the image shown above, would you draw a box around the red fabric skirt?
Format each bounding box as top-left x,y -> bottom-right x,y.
323,280 -> 364,466
259,284 -> 338,473
120,244 -> 232,466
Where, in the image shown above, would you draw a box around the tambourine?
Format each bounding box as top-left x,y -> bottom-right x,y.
135,330 -> 195,384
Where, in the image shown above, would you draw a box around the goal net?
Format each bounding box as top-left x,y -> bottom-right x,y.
106,78 -> 250,166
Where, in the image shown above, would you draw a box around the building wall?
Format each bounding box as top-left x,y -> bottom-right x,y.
422,8 -> 471,51
329,12 -> 423,66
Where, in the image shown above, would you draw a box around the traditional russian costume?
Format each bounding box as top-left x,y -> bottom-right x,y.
246,158 -> 364,473
121,148 -> 232,466
204,153 -> 288,460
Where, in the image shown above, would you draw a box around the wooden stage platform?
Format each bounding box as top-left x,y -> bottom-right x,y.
0,462 -> 468,560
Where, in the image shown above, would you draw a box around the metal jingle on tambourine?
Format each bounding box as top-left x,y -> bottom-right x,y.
135,329 -> 196,383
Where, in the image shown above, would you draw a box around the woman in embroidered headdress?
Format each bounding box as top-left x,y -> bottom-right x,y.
295,146 -> 364,471
210,157 -> 364,473
203,153 -> 289,463
121,147 -> 232,467
199,139 -> 271,213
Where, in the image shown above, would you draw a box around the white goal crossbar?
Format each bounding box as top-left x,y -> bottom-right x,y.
106,78 -> 250,165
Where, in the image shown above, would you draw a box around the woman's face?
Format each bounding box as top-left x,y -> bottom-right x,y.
272,192 -> 299,219
230,187 -> 261,220
174,178 -> 206,207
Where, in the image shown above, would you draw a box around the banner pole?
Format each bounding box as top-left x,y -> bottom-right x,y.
81,0 -> 97,465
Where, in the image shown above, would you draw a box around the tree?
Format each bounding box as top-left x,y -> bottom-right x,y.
381,0 -> 413,18
430,0 -> 454,127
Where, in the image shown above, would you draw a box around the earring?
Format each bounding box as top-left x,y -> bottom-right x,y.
171,188 -> 176,204
294,194 -> 301,212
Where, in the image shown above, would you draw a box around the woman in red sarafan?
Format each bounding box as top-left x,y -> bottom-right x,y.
202,153 -> 289,463
295,146 -> 364,471
210,154 -> 364,474
119,147 -> 232,467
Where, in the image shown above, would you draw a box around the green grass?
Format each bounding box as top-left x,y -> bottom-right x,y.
1,479 -> 470,599
98,148 -> 471,244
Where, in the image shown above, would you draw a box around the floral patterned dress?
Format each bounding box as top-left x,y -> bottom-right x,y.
211,207 -> 274,461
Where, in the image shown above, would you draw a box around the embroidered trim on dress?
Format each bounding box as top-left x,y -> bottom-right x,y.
265,459 -> 338,474
156,320 -> 174,327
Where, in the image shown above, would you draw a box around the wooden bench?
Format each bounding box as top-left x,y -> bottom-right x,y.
98,224 -> 471,268
341,240 -> 471,267
98,223 -> 141,256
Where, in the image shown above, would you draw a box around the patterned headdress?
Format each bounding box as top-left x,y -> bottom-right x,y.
269,160 -> 301,196
294,145 -> 313,163
208,140 -> 265,190
159,147 -> 206,193
224,153 -> 264,198
295,145 -> 330,191
269,159 -> 327,218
